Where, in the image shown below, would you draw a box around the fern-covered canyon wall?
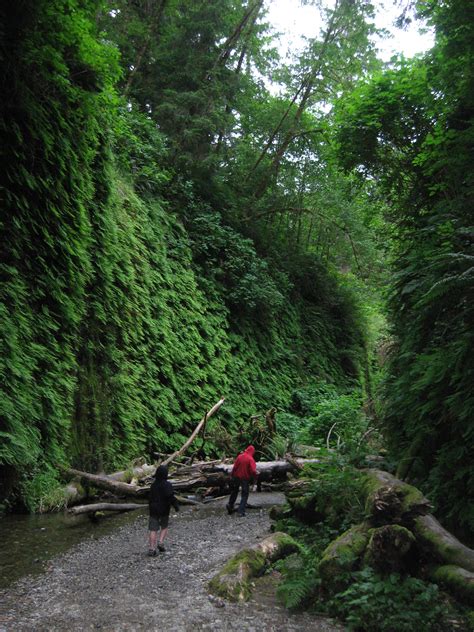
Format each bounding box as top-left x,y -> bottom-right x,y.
7,0 -> 472,545
0,0 -> 367,510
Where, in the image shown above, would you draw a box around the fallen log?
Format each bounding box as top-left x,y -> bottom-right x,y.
68,502 -> 146,516
363,524 -> 416,573
167,458 -> 321,492
413,514 -> 474,573
201,458 -> 321,476
63,457 -> 321,503
208,532 -> 299,601
429,565 -> 474,606
65,468 -> 148,498
318,523 -> 370,591
108,463 -> 156,482
362,469 -> 432,524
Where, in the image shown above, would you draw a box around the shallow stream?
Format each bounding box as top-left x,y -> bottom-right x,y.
0,507 -> 148,589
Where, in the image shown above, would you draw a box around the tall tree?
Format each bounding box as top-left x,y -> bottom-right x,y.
335,0 -> 474,537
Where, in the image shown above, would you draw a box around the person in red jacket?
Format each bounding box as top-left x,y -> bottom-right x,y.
226,445 -> 258,517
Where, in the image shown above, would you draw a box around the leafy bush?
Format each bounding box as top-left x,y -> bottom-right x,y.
276,546 -> 322,610
328,568 -> 451,632
302,459 -> 367,530
186,210 -> 287,319
290,383 -> 340,417
284,384 -> 369,454
113,106 -> 170,195
260,434 -> 296,460
273,413 -> 305,441
300,391 -> 368,451
20,464 -> 68,513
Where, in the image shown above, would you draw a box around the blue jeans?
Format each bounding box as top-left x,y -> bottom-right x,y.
228,477 -> 250,515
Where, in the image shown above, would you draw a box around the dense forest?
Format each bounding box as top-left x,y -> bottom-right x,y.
1,0 -> 472,564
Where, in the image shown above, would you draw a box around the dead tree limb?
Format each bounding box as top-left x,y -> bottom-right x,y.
68,502 -> 146,516
161,398 -> 225,467
65,468 -> 147,498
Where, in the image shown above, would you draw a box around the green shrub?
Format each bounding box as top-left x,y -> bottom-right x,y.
302,459 -> 367,530
186,210 -> 287,319
275,412 -> 306,440
276,548 -> 322,610
259,434 -> 293,460
301,391 -> 368,450
20,464 -> 68,513
328,568 -> 451,632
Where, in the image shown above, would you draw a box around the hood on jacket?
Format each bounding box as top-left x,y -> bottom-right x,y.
154,465 -> 168,480
244,446 -> 255,456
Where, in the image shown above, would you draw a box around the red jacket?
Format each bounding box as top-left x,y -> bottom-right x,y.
231,446 -> 257,481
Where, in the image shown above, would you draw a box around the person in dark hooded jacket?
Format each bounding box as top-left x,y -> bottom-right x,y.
148,465 -> 179,556
226,445 -> 258,517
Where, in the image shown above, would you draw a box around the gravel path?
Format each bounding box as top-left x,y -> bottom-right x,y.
0,493 -> 343,632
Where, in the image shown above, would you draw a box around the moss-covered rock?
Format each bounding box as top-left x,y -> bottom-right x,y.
318,523 -> 370,591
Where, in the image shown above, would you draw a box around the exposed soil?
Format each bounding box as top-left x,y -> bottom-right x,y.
0,492 -> 343,632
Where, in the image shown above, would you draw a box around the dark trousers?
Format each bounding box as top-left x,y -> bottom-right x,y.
228,477 -> 250,515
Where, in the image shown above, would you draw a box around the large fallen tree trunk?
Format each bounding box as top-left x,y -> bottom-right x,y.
208,532 -> 299,601
362,468 -> 432,523
68,493 -> 201,516
413,514 -> 474,573
429,565 -> 474,606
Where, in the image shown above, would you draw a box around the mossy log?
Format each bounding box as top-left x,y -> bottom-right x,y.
319,523 -> 370,591
208,532 -> 299,602
413,514 -> 474,573
362,469 -> 432,524
363,524 -> 416,573
108,464 -> 156,483
429,565 -> 474,606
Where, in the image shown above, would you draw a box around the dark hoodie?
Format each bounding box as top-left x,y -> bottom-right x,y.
149,465 -> 179,517
231,446 -> 257,481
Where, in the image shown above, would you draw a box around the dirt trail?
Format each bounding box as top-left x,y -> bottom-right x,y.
0,492 -> 343,632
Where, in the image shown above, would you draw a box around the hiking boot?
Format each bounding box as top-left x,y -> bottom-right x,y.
158,543 -> 166,552
238,512 -> 246,517
226,504 -> 234,515
148,549 -> 157,557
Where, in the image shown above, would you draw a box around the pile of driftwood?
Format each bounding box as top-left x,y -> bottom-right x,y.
63,398 -> 320,516
65,456 -> 318,516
